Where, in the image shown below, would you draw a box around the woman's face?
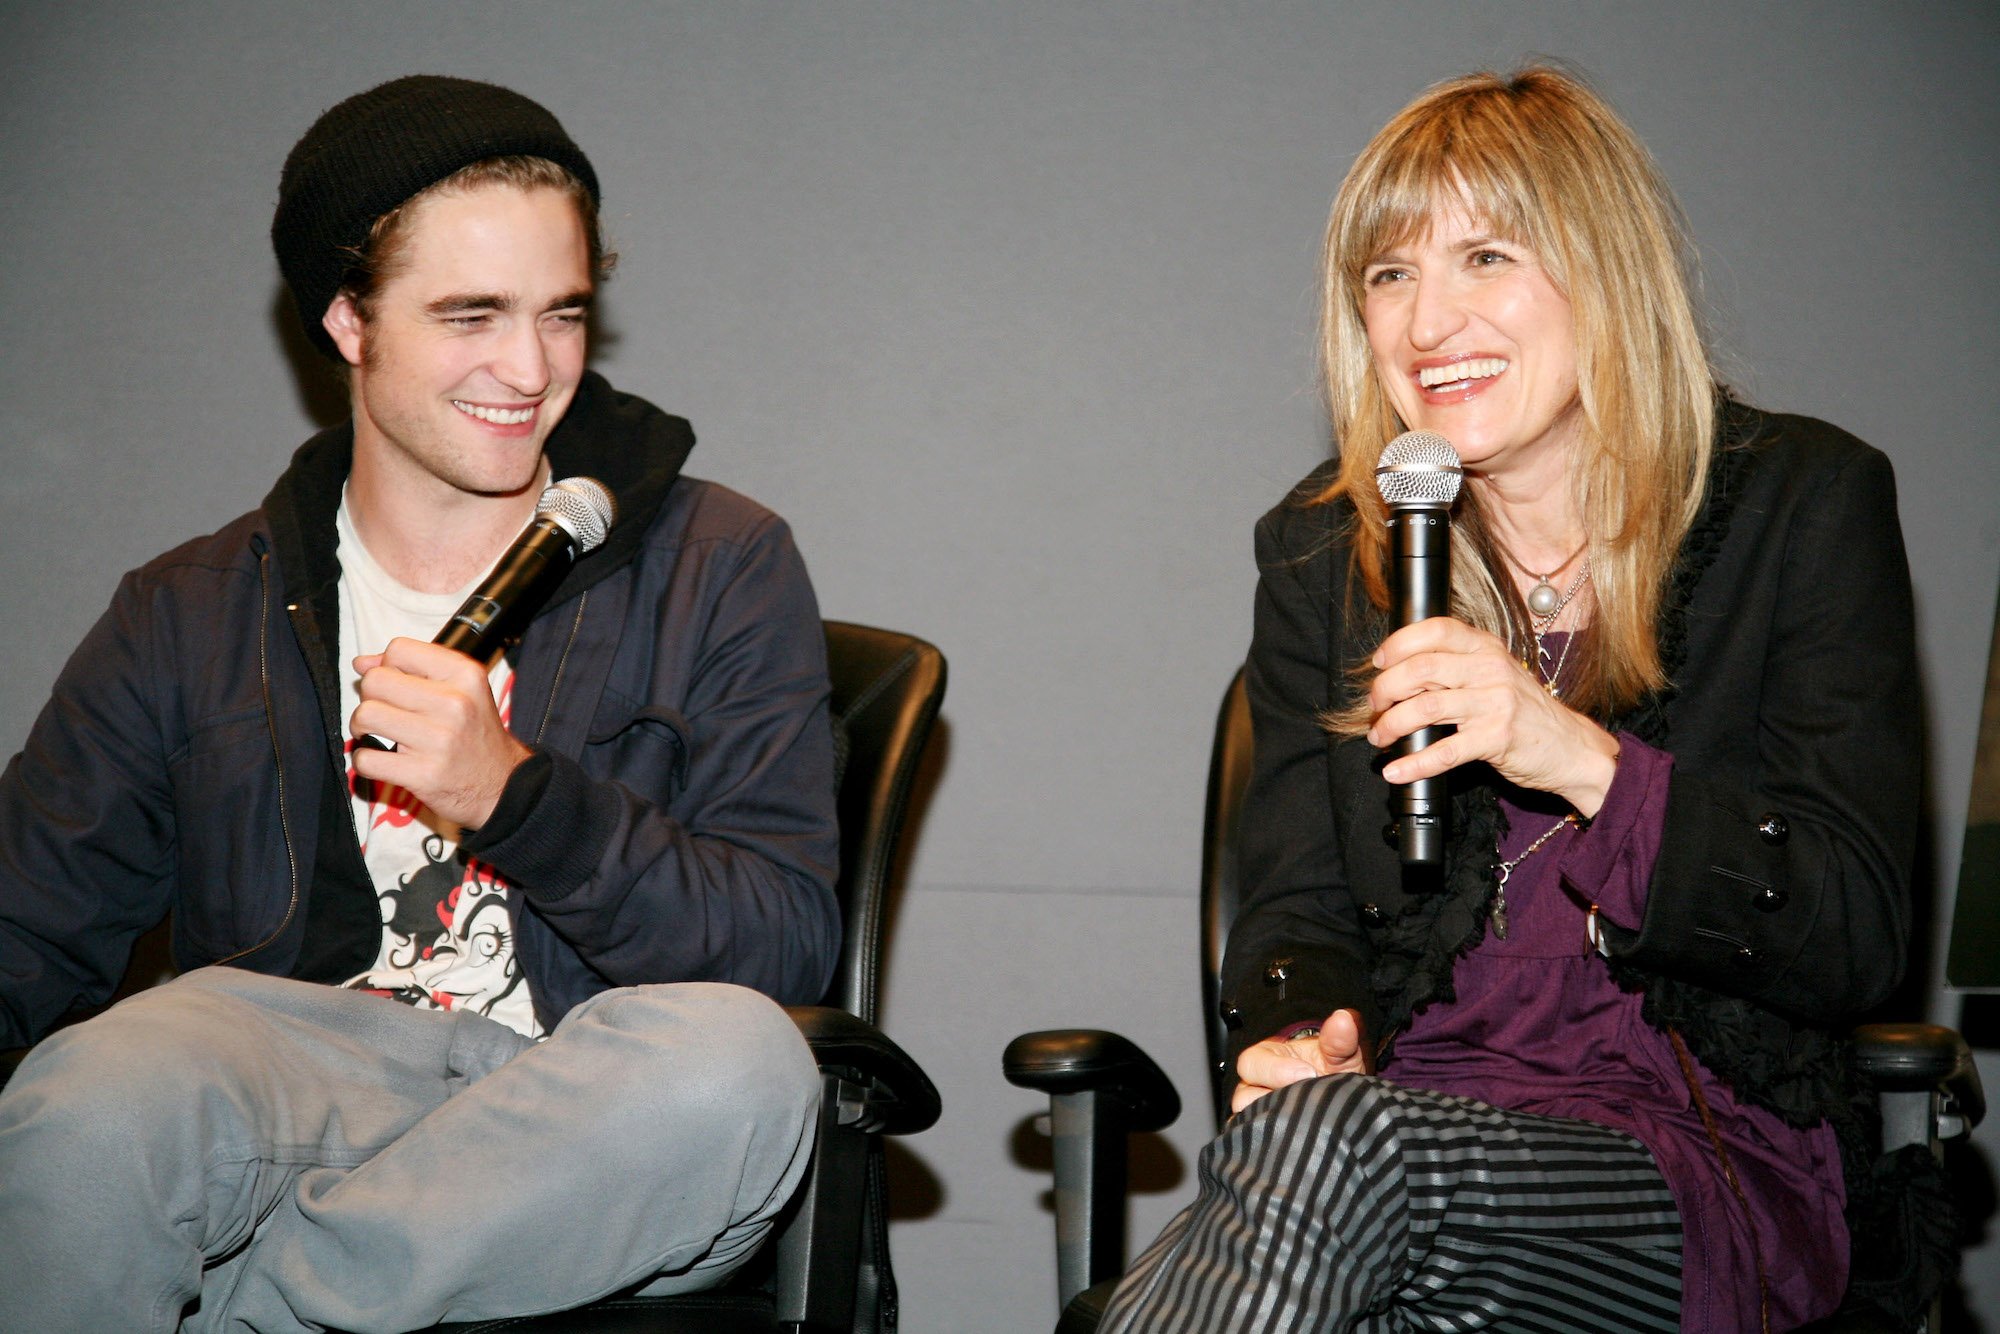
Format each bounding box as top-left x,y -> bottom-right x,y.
1362,205 -> 1582,479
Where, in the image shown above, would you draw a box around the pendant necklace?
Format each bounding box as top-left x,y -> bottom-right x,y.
1491,813 -> 1578,939
1526,559 -> 1591,696
1504,541 -> 1588,618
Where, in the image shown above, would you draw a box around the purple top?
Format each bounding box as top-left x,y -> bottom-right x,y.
1379,726 -> 1848,1330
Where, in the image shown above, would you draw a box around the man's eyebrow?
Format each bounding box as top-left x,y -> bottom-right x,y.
424,290 -> 595,318
425,292 -> 513,316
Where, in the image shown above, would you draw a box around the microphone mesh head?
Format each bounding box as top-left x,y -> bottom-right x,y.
1375,431 -> 1463,508
537,476 -> 617,553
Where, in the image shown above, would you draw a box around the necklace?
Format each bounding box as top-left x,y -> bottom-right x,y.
1503,541 -> 1588,617
1516,558 -> 1591,697
1527,555 -> 1591,633
1491,813 -> 1578,940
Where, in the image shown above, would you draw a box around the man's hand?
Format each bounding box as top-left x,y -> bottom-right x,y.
349,637 -> 530,830
1230,1008 -> 1371,1114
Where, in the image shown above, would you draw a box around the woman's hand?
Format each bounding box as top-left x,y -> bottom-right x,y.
1231,1009 -> 1372,1114
1366,617 -> 1619,817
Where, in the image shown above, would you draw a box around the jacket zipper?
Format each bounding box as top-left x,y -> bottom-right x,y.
212,548 -> 300,965
531,592 -> 588,745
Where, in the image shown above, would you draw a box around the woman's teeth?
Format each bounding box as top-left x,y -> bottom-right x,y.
453,401 -> 534,424
1418,358 -> 1508,390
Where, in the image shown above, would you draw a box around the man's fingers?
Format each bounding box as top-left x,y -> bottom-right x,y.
356,661 -> 490,736
377,636 -> 491,686
349,700 -> 433,760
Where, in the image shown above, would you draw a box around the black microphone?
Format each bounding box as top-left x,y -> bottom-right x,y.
357,476 -> 615,752
432,476 -> 616,658
1374,432 -> 1463,867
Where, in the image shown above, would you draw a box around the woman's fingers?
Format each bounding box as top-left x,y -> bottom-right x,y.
1235,1039 -> 1322,1093
1371,615 -> 1496,668
1370,680 -> 1517,751
1370,640 -> 1520,714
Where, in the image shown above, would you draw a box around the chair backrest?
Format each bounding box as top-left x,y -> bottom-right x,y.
822,621 -> 948,1027
1198,668 -> 1252,1125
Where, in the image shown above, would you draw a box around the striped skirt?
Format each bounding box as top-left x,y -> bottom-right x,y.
1099,1074 -> 1682,1333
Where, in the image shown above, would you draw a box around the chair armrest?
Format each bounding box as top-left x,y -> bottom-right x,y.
1002,1029 -> 1180,1133
1003,1029 -> 1182,1311
1852,1022 -> 1984,1129
785,1005 -> 940,1136
770,1007 -> 939,1329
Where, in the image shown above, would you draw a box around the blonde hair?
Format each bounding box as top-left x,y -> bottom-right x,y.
1319,65 -> 1714,727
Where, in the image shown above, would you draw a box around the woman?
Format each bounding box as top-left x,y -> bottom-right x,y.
1102,67 -> 1932,1332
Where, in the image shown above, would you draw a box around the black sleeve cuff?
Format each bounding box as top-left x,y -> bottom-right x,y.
460,749 -> 619,902
464,749 -> 555,848
1620,767 -> 1810,1006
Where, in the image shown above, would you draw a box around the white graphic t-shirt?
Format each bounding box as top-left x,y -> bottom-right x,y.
334,497 -> 544,1039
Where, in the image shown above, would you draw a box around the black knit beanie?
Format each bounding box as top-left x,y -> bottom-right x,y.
272,75 -> 600,359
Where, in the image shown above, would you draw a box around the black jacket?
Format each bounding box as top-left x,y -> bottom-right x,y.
0,372 -> 840,1046
1220,399 -> 1941,1313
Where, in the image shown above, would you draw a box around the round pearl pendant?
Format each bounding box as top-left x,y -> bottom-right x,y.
1527,580 -> 1560,616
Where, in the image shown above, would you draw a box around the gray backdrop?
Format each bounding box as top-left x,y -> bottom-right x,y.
5,2 -> 1998,1327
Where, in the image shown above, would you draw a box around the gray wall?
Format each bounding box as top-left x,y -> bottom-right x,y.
5,2 -> 1998,1327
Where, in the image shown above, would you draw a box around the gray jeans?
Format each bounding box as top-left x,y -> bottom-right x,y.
0,967 -> 820,1333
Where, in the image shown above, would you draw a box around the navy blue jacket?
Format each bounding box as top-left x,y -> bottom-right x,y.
0,372 -> 840,1046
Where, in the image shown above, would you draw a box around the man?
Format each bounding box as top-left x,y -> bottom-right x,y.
0,76 -> 840,1332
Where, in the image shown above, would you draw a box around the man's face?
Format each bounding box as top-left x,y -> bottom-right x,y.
325,183 -> 593,501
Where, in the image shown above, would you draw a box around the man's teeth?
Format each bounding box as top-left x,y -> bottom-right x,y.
453,401 -> 535,425
1418,358 -> 1508,389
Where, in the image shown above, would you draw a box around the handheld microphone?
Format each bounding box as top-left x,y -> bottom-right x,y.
433,476 -> 616,659
356,476 -> 615,752
1374,432 -> 1463,867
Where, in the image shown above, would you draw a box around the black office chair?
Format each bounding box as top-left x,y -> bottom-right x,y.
1005,669 -> 1982,1334
2,620 -> 948,1334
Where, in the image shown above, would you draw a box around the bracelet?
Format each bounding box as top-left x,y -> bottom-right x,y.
1586,905 -> 1610,957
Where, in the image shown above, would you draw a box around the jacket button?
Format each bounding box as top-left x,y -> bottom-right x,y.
1382,822 -> 1400,848
1735,945 -> 1765,968
1359,903 -> 1387,926
1755,886 -> 1788,912
1757,813 -> 1789,845
1264,959 -> 1293,987
1219,1002 -> 1243,1030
